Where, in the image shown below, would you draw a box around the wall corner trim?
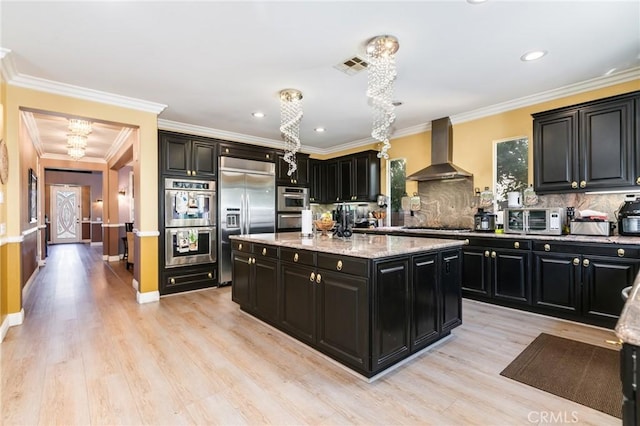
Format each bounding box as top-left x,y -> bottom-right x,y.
8,309 -> 25,327
0,316 -> 9,343
137,290 -> 159,304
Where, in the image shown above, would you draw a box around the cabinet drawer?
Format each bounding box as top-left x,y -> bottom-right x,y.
533,241 -> 640,258
253,244 -> 278,259
220,143 -> 275,162
281,247 -> 315,266
465,238 -> 531,251
232,240 -> 251,253
317,253 -> 368,276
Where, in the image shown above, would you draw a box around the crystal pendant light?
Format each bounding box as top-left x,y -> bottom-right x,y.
279,89 -> 303,176
366,35 -> 399,160
68,119 -> 92,136
67,134 -> 88,160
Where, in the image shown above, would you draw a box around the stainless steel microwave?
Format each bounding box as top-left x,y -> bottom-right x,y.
277,186 -> 309,212
504,207 -> 565,235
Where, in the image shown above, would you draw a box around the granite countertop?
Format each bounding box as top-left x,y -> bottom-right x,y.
360,226 -> 640,245
230,232 -> 464,259
616,271 -> 640,345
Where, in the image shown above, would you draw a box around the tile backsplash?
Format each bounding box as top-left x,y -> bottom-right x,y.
404,178 -> 637,234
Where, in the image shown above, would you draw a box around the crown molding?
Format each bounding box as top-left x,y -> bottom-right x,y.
21,111 -> 45,157
40,152 -> 107,164
1,48 -> 167,114
104,127 -> 133,164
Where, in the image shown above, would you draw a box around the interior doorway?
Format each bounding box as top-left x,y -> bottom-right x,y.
50,185 -> 82,244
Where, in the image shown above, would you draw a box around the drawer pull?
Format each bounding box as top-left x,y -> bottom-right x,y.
239,243 -> 243,250
573,258 -> 580,266
618,248 -> 625,257
544,244 -> 550,252
207,272 -> 213,279
636,176 -> 640,185
571,181 -> 578,189
514,242 -> 520,249
484,250 -> 490,257
262,247 -> 267,256
464,239 -> 470,245
294,253 -> 299,262
170,278 -> 175,285
583,259 -> 590,267
337,260 -> 343,271
579,180 -> 586,188
316,273 -> 322,284
491,251 -> 496,258
310,272 -> 315,281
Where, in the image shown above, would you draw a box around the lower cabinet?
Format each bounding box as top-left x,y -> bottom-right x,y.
533,244 -> 640,327
461,238 -> 531,307
162,264 -> 217,295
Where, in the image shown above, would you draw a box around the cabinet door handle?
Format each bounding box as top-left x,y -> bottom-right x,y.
170,278 -> 175,285
262,248 -> 267,256
618,248 -> 625,257
463,239 -> 469,245
571,181 -> 578,189
239,243 -> 243,251
579,180 -> 586,188
316,273 -> 322,284
544,244 -> 550,252
636,176 -> 640,185
294,253 -> 299,262
514,242 -> 520,249
207,272 -> 213,279
484,250 -> 490,257
491,251 -> 496,258
336,260 -> 343,271
583,259 -> 590,267
573,258 -> 580,266
310,272 -> 315,281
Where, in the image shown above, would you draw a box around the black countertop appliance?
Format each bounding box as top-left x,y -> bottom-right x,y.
618,195 -> 640,236
474,208 -> 496,232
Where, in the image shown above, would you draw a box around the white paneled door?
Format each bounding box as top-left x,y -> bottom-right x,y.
51,185 -> 82,244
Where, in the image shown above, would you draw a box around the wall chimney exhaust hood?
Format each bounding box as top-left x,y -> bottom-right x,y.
406,117 -> 472,181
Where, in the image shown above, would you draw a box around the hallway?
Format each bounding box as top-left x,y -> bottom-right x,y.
1,244 -> 618,425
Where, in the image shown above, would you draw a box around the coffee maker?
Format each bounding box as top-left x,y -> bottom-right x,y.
618,195 -> 640,236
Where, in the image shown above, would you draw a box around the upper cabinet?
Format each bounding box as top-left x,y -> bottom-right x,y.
160,132 -> 217,179
276,152 -> 309,186
533,91 -> 639,193
309,150 -> 380,203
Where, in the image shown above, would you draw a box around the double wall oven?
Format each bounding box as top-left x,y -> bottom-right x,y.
276,186 -> 309,231
164,178 -> 216,267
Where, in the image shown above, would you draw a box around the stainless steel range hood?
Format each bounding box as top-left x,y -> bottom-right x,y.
406,117 -> 472,181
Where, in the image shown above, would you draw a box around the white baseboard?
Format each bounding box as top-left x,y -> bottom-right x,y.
132,278 -> 139,292
8,309 -> 24,327
107,255 -> 120,262
38,259 -> 47,267
103,254 -> 109,261
137,290 -> 159,304
90,242 -> 103,246
0,316 -> 9,343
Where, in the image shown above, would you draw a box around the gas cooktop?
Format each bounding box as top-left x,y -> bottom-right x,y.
402,226 -> 472,232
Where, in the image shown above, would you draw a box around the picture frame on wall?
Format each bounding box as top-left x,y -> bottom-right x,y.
28,168 -> 37,223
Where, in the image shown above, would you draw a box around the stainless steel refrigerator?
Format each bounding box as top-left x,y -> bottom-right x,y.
219,156 -> 276,285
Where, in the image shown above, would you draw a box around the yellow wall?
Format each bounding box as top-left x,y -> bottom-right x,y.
0,73 -> 6,321
4,86 -> 160,316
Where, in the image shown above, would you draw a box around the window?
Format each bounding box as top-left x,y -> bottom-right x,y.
389,158 -> 406,226
493,137 -> 528,209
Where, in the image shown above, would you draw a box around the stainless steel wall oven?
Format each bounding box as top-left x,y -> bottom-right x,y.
164,178 -> 216,268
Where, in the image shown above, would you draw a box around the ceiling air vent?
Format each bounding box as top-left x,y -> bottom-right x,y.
334,55 -> 369,75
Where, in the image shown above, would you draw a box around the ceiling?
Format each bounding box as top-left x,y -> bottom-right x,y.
1,1 -> 639,161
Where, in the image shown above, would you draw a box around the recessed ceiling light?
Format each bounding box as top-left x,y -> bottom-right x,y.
314,127 -> 326,133
520,50 -> 547,62
467,0 -> 487,4
252,112 -> 265,118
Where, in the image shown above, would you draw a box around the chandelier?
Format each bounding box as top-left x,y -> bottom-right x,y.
279,89 -> 303,176
365,35 -> 399,160
66,119 -> 92,160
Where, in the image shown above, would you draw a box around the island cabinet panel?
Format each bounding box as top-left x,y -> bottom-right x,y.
231,251 -> 252,306
280,262 -> 316,344
372,259 -> 411,371
441,250 -> 463,333
410,254 -> 440,351
231,246 -> 279,324
316,269 -> 369,372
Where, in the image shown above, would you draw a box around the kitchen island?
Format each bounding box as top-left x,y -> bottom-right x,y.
230,232 -> 465,379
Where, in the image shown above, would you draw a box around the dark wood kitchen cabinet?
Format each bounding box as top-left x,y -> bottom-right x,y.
276,152 -> 309,186
532,241 -> 640,328
461,238 -> 531,307
160,132 -> 217,178
161,264 -> 217,295
219,142 -> 275,163
231,242 -> 279,324
533,91 -> 639,193
308,150 -> 380,203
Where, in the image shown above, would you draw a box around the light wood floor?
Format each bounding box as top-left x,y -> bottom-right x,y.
1,243 -> 620,425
